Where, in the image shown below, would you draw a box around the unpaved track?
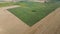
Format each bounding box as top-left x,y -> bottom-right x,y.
0,6 -> 30,34
25,8 -> 60,34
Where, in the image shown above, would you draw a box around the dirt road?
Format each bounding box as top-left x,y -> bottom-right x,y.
0,5 -> 30,34
25,8 -> 60,34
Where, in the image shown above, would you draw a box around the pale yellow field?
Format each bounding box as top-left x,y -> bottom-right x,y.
0,6 -> 30,34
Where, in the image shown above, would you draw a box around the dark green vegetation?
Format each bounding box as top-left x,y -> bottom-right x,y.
8,1 -> 60,26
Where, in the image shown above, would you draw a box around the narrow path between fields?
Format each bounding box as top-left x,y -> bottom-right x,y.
0,5 -> 30,34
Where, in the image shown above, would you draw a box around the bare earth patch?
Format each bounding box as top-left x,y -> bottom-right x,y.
0,5 -> 30,34
0,5 -> 60,34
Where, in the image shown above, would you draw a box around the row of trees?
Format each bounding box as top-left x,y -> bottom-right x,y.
10,0 -> 60,2
48,0 -> 60,2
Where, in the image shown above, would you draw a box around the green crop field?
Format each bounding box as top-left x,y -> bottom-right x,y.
0,2 -> 15,7
8,2 -> 60,26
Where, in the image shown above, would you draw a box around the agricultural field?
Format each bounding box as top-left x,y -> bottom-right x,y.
0,2 -> 15,7
8,1 -> 60,26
